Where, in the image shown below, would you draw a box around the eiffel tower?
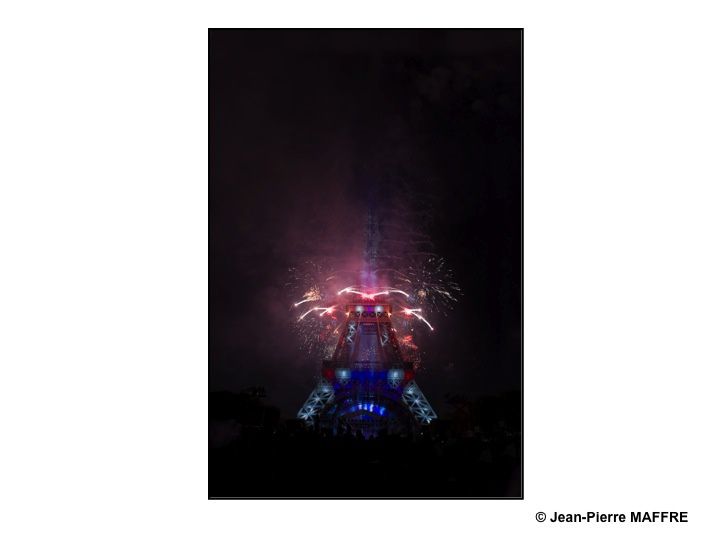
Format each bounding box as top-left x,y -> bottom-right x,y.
297,211 -> 437,437
297,296 -> 437,437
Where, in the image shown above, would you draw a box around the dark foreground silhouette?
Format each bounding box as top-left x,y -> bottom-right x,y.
209,390 -> 520,498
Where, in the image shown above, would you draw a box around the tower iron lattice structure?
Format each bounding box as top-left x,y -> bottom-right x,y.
298,298 -> 437,437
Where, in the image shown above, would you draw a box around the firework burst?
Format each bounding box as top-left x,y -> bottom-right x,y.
286,216 -> 461,368
394,257 -> 461,315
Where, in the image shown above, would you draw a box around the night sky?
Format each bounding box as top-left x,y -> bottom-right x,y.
210,30 -> 521,417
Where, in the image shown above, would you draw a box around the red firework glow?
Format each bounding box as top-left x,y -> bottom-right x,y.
289,268 -> 452,362
399,335 -> 418,350
296,286 -> 435,330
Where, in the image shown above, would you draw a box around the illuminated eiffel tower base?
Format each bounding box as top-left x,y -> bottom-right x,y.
298,299 -> 437,437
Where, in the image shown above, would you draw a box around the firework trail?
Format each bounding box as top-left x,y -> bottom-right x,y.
286,184 -> 461,367
286,260 -> 352,360
287,261 -> 458,367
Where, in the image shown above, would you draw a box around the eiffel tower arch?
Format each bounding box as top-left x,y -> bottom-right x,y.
298,297 -> 437,437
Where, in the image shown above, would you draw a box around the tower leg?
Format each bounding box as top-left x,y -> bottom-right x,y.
297,378 -> 334,423
401,381 -> 437,424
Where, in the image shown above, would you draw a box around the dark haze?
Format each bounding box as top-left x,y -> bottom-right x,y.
210,30 -> 521,418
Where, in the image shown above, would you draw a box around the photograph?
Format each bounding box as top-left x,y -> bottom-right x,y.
209,29 -> 522,498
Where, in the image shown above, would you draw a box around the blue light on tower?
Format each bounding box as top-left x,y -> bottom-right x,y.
348,403 -> 387,416
335,368 -> 351,384
387,369 -> 404,388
